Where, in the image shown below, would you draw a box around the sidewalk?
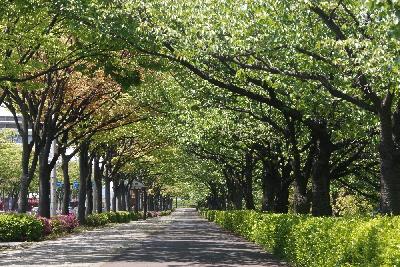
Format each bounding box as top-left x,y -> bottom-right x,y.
0,216 -> 168,267
0,209 -> 288,267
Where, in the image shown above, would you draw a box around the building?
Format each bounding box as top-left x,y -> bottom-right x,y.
0,106 -> 32,143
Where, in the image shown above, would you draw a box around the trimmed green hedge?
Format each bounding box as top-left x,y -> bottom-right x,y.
200,210 -> 400,267
85,213 -> 109,226
85,211 -> 144,226
130,212 -> 142,221
0,210 -> 172,241
160,210 -> 172,216
0,214 -> 43,241
115,211 -> 130,223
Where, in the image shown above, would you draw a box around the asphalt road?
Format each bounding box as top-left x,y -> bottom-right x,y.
0,208 -> 287,267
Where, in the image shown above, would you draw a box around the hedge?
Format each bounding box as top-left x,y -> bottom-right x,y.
0,210 -> 173,241
85,211 -> 146,226
0,214 -> 43,241
200,210 -> 400,267
85,213 -> 109,227
160,210 -> 172,216
130,212 -> 142,221
50,214 -> 79,234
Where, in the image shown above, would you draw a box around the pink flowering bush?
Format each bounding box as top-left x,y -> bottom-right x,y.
57,214 -> 79,233
38,216 -> 52,236
37,214 -> 79,236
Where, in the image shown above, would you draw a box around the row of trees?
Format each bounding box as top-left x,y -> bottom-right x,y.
112,0 -> 400,215
1,0 -> 399,220
0,1 -> 176,222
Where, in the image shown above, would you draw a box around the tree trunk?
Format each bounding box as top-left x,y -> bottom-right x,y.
149,195 -> 154,211
86,158 -> 93,216
78,142 -> 89,224
121,183 -> 127,211
112,194 -> 117,211
218,185 -> 227,210
232,189 -> 243,209
17,130 -> 31,213
61,154 -> 71,215
208,183 -> 220,210
225,168 -> 243,210
86,177 -> 93,216
13,106 -> 39,214
143,189 -> 148,220
275,183 -> 290,213
274,163 -> 291,213
154,192 -> 159,211
160,196 -> 164,211
134,189 -> 139,212
243,152 -> 255,210
117,181 -> 123,211
293,177 -> 309,214
261,160 -> 279,212
112,180 -> 117,212
11,193 -> 18,210
127,186 -> 132,212
38,146 -> 51,218
18,174 -> 29,213
93,156 -> 102,213
379,104 -> 400,214
289,121 -> 311,214
38,165 -> 51,218
163,196 -> 167,210
105,176 -> 111,212
311,122 -> 333,216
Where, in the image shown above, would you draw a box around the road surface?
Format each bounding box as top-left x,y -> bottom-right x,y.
0,208 -> 287,267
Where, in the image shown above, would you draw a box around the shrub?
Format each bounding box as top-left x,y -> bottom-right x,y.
50,217 -> 64,234
54,214 -> 79,233
104,212 -> 118,223
38,217 -> 52,236
200,210 -> 400,267
86,211 -> 151,226
332,189 -> 374,216
147,211 -> 160,218
115,211 -> 130,223
0,214 -> 43,241
129,212 -> 142,221
37,214 -> 79,236
85,213 -> 109,226
160,210 -> 172,216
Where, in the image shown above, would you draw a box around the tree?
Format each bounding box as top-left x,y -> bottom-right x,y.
117,0 -> 385,215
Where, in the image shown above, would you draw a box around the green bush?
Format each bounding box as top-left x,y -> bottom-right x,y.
332,189 -> 374,216
138,211 -> 144,219
160,210 -> 172,216
200,210 -> 400,267
104,212 -> 118,223
50,218 -> 64,234
115,211 -> 130,223
129,212 -> 142,221
0,214 -> 43,241
86,211 -> 144,226
85,213 -> 109,227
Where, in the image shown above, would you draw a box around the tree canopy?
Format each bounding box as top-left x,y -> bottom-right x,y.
0,0 -> 398,218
